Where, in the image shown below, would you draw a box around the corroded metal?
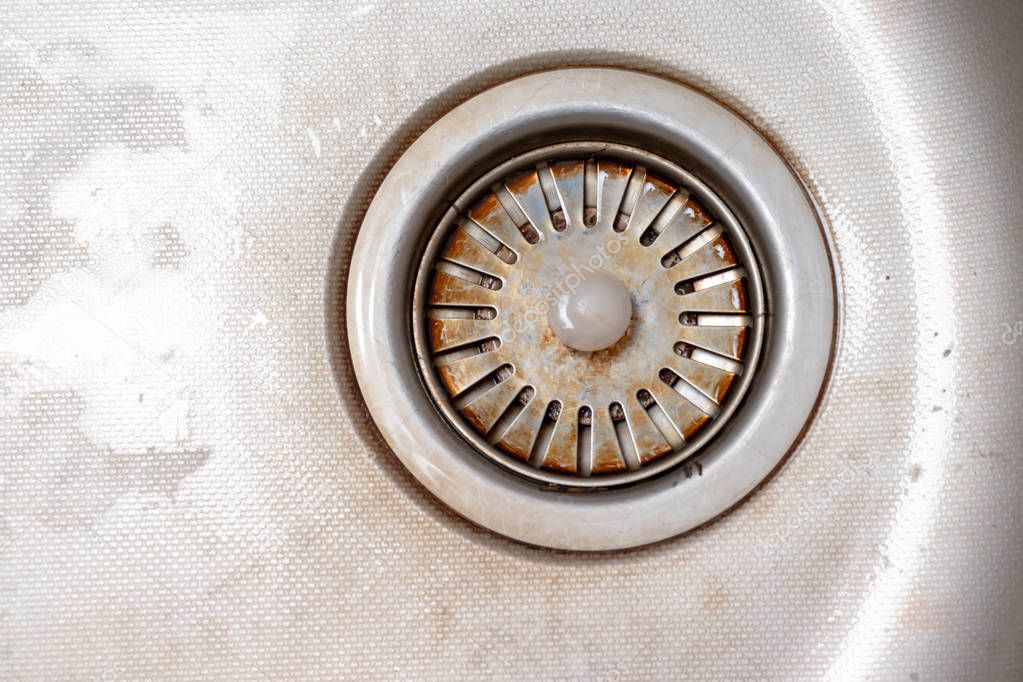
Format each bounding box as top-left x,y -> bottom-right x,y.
415,145 -> 765,486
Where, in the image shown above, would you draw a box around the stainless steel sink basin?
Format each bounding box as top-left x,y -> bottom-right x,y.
1,1 -> 1021,679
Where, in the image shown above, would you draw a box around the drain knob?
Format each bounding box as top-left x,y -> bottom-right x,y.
547,271 -> 633,352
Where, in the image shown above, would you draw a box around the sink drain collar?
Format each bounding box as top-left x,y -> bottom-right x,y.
347,68 -> 835,550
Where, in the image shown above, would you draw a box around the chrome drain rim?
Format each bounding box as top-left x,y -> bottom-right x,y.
413,143 -> 765,488
346,68 -> 836,550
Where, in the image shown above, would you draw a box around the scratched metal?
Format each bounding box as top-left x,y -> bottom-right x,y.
1,1 -> 1021,680
426,157 -> 756,477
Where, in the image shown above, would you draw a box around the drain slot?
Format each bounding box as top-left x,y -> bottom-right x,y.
420,147 -> 762,485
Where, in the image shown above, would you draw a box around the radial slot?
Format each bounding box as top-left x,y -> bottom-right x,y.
622,396 -> 673,465
429,318 -> 498,352
434,341 -> 506,397
492,184 -> 540,244
646,379 -> 712,442
550,160 -> 585,230
457,218 -> 517,264
657,199 -> 715,261
504,170 -> 555,235
452,362 -> 512,410
620,173 -> 675,235
660,367 -> 721,417
677,276 -> 747,314
610,402 -> 641,470
676,323 -> 748,361
536,163 -> 566,231
420,151 -> 764,486
613,166 -> 647,232
429,270 -> 501,307
582,160 -> 598,226
434,260 -> 502,291
596,160 -> 632,231
541,403 -> 579,473
591,406 -> 628,474
528,401 -> 562,467
640,190 -> 690,246
488,385 -> 535,444
494,387 -> 549,461
427,305 -> 497,321
459,367 -> 522,431
576,406 -> 594,477
637,389 -> 684,451
473,191 -> 538,246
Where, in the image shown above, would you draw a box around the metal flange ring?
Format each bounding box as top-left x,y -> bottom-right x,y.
346,68 -> 836,550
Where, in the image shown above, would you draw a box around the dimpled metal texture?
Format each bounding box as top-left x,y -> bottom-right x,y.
1,1 -> 1022,680
420,153 -> 761,484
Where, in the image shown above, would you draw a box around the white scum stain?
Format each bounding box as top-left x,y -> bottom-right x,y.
306,128 -> 321,158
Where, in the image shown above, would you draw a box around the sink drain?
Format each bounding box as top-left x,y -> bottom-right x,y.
414,144 -> 764,488
347,68 -> 836,550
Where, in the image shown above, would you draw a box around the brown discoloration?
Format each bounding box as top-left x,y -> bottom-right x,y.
734,326 -> 747,359
435,350 -> 505,397
676,325 -> 747,361
646,174 -> 674,196
550,160 -> 584,181
682,413 -> 711,440
601,161 -> 632,178
672,356 -> 736,405
460,377 -> 522,435
468,192 -> 503,223
429,318 -> 495,352
678,278 -> 747,314
425,158 -> 757,479
648,380 -> 711,442
504,170 -> 539,196
681,197 -> 714,230
444,229 -> 508,275
429,270 -> 499,307
590,407 -> 628,474
468,192 -> 526,248
541,408 -> 578,473
495,393 -> 548,461
626,399 -> 673,464
674,233 -> 738,282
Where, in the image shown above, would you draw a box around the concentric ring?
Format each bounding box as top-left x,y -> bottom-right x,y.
346,68 -> 836,550
413,143 -> 765,488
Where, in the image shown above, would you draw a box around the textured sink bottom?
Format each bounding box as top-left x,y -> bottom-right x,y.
0,1 -> 1021,680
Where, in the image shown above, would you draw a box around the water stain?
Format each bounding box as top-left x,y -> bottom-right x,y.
0,46 -> 187,310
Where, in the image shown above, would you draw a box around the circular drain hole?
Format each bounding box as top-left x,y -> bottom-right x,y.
347,68 -> 836,550
414,144 -> 765,488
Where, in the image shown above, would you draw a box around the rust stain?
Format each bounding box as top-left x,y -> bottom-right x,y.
504,170 -> 538,195
734,280 -> 747,311
602,161 -> 632,178
682,197 -> 714,229
550,160 -> 584,181
682,413 -> 712,440
713,372 -> 736,404
425,156 -> 758,479
428,271 -> 496,307
429,319 -> 444,349
734,326 -> 747,359
647,174 -> 674,195
468,193 -> 502,223
709,234 -> 736,266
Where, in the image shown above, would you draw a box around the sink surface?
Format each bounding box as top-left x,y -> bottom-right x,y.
1,1 -> 1021,679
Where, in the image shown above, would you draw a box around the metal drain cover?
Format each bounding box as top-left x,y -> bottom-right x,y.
347,68 -> 836,550
416,145 -> 764,488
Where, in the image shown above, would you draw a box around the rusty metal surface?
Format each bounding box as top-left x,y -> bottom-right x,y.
423,152 -> 760,481
3,2 -> 1022,679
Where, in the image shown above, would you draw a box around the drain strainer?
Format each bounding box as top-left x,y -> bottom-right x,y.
415,144 -> 764,488
347,68 -> 836,550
